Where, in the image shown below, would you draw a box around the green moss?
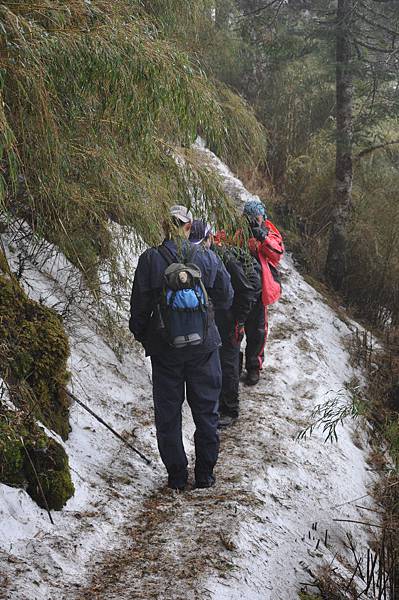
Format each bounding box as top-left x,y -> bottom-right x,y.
0,415 -> 25,485
0,408 -> 75,510
25,437 -> 75,511
0,273 -> 71,439
0,249 -> 10,274
0,270 -> 74,509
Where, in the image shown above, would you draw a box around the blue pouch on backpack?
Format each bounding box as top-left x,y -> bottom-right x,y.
157,249 -> 209,348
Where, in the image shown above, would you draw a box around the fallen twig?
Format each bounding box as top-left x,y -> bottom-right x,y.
333,518 -> 394,531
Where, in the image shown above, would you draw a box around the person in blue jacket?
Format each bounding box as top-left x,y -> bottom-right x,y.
129,205 -> 233,490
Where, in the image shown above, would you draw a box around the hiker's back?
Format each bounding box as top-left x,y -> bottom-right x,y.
129,207 -> 232,491
129,239 -> 233,356
158,248 -> 208,349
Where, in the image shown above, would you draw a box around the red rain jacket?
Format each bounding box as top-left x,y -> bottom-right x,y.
248,220 -> 284,306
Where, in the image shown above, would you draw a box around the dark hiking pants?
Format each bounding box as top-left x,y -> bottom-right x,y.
245,300 -> 268,371
216,311 -> 240,418
151,349 -> 221,486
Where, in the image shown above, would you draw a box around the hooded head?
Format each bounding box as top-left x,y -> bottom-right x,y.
243,199 -> 267,224
189,219 -> 213,246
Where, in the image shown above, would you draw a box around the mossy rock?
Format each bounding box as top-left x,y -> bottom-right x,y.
0,253 -> 74,509
25,437 -> 75,511
0,415 -> 25,486
0,408 -> 75,510
0,272 -> 71,440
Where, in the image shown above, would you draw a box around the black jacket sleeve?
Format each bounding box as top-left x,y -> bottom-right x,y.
129,251 -> 155,343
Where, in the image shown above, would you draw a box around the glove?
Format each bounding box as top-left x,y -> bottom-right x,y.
250,224 -> 269,242
230,321 -> 245,346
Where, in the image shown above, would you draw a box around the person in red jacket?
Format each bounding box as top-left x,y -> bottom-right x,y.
242,199 -> 284,385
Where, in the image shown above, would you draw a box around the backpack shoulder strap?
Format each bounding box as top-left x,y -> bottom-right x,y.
158,242 -> 199,266
157,244 -> 198,265
157,244 -> 176,266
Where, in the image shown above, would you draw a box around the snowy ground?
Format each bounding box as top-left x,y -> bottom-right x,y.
0,153 -> 380,600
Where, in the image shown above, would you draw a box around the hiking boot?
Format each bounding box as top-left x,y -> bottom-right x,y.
218,414 -> 237,429
194,474 -> 216,489
167,470 -> 188,491
167,481 -> 187,492
245,369 -> 260,386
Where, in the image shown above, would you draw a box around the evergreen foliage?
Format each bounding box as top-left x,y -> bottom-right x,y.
226,1 -> 399,327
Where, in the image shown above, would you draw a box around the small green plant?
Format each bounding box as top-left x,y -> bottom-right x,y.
297,386 -> 364,443
298,593 -> 323,600
384,418 -> 399,468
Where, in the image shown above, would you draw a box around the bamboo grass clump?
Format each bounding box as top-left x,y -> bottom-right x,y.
0,0 -> 267,286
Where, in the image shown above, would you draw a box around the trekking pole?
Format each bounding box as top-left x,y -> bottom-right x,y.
65,389 -> 152,466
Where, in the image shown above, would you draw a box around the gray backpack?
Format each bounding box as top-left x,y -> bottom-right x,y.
157,245 -> 209,348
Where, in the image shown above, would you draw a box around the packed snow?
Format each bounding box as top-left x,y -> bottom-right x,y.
0,148 -> 380,600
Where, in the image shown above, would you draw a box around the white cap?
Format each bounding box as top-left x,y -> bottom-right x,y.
170,205 -> 193,224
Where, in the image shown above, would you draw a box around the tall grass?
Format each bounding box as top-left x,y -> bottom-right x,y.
0,0 -> 266,284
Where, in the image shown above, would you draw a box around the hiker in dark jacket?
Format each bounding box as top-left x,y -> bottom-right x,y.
212,230 -> 262,427
129,206 -> 233,490
190,220 -> 262,427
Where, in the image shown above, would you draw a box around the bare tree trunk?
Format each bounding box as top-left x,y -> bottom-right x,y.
325,0 -> 353,290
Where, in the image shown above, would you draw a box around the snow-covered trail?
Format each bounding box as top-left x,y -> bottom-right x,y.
72,257 -> 375,600
0,255 -> 375,600
0,146 -> 377,600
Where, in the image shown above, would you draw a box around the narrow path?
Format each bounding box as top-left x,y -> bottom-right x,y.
74,257 -> 376,600
1,149 -> 377,600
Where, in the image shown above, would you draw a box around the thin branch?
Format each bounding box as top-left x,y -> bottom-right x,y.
65,389 -> 152,466
354,38 -> 395,54
355,139 -> 399,159
359,0 -> 399,22
333,518 -> 394,530
237,0 -> 281,21
355,10 -> 399,38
